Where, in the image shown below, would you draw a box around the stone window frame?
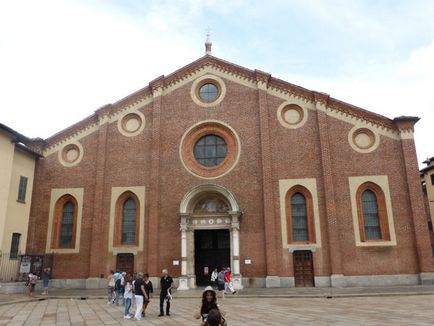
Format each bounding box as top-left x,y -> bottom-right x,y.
180,120 -> 241,179
51,194 -> 78,250
190,74 -> 226,108
356,182 -> 390,242
285,185 -> 316,244
349,175 -> 396,247
114,191 -> 140,247
46,188 -> 84,254
108,186 -> 146,255
279,178 -> 322,251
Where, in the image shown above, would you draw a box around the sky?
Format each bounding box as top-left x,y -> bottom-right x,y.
0,0 -> 433,167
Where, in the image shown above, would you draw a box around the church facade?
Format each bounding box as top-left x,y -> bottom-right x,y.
26,47 -> 434,288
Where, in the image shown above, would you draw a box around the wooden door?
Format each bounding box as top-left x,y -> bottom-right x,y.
116,253 -> 134,275
293,250 -> 314,287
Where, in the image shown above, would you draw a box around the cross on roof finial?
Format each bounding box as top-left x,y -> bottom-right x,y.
205,27 -> 212,55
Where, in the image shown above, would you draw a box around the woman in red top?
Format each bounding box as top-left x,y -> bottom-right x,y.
224,268 -> 236,295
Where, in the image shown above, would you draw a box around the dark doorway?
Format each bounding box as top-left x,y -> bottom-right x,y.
195,229 -> 230,286
293,250 -> 314,287
116,253 -> 134,275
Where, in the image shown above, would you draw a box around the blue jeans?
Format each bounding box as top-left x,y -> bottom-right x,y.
124,297 -> 132,316
115,289 -> 124,305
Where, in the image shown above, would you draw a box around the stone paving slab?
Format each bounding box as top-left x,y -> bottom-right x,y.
0,295 -> 434,325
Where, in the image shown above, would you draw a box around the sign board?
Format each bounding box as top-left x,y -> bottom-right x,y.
172,260 -> 179,266
244,259 -> 252,265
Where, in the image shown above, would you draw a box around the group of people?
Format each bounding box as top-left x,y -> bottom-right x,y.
107,268 -> 172,321
26,266 -> 51,297
210,267 -> 237,298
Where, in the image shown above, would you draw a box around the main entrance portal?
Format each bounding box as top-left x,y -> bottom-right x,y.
195,229 -> 230,286
177,184 -> 243,290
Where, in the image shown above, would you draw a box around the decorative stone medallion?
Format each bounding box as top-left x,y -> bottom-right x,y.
348,126 -> 380,153
58,141 -> 84,167
117,111 -> 145,137
277,102 -> 308,129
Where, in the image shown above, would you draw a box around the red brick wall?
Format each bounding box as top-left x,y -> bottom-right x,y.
27,71 -> 434,280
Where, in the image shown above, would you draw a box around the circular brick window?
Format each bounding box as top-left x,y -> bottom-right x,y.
191,75 -> 226,108
180,121 -> 240,179
58,142 -> 84,167
199,83 -> 219,102
348,126 -> 379,153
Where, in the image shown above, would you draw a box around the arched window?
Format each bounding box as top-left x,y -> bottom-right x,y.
285,186 -> 315,244
60,202 -> 74,248
115,192 -> 140,247
356,182 -> 390,241
121,198 -> 136,245
291,193 -> 308,241
52,194 -> 78,249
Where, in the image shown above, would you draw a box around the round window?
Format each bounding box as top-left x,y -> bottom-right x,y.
194,134 -> 227,167
199,83 -> 219,102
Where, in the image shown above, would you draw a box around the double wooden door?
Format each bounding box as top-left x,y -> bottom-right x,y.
116,253 -> 134,276
293,250 -> 314,287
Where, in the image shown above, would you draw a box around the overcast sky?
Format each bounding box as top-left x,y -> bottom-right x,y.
1,0 -> 433,167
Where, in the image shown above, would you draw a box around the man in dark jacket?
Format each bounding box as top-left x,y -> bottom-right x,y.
158,269 -> 173,317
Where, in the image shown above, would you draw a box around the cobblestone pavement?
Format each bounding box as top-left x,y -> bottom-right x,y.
0,295 -> 434,325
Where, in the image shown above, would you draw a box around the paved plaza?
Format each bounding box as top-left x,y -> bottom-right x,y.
0,294 -> 434,325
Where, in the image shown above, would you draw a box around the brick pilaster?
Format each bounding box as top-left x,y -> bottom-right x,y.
146,76 -> 164,276
88,110 -> 110,277
394,117 -> 434,272
255,70 -> 278,276
314,92 -> 343,276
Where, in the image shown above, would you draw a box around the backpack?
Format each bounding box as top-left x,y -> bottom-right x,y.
115,278 -> 122,291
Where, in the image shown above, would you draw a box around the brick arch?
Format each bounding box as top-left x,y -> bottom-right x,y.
114,191 -> 140,247
51,194 -> 78,249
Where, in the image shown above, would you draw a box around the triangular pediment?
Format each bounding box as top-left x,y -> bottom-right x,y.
42,54 -> 413,156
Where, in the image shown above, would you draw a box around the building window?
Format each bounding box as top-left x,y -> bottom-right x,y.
17,176 -> 28,202
194,134 -> 227,167
431,174 -> 434,186
115,192 -> 140,247
121,198 -> 136,245
10,233 -> 21,259
52,194 -> 78,249
199,83 -> 218,102
285,185 -> 315,243
356,182 -> 390,242
291,193 -> 308,241
60,202 -> 74,248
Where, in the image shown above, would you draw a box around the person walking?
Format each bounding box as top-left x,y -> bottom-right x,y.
194,286 -> 226,326
142,273 -> 153,317
107,270 -> 115,304
123,274 -> 133,319
114,271 -> 124,306
210,268 -> 218,289
41,267 -> 51,295
158,269 -> 173,317
133,272 -> 148,321
216,268 -> 226,299
224,268 -> 236,295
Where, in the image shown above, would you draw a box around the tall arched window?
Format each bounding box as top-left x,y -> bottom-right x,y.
60,202 -> 74,248
52,194 -> 78,249
356,182 -> 390,241
291,193 -> 308,241
115,191 -> 140,247
285,185 -> 315,244
122,198 -> 136,245
361,190 -> 381,240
